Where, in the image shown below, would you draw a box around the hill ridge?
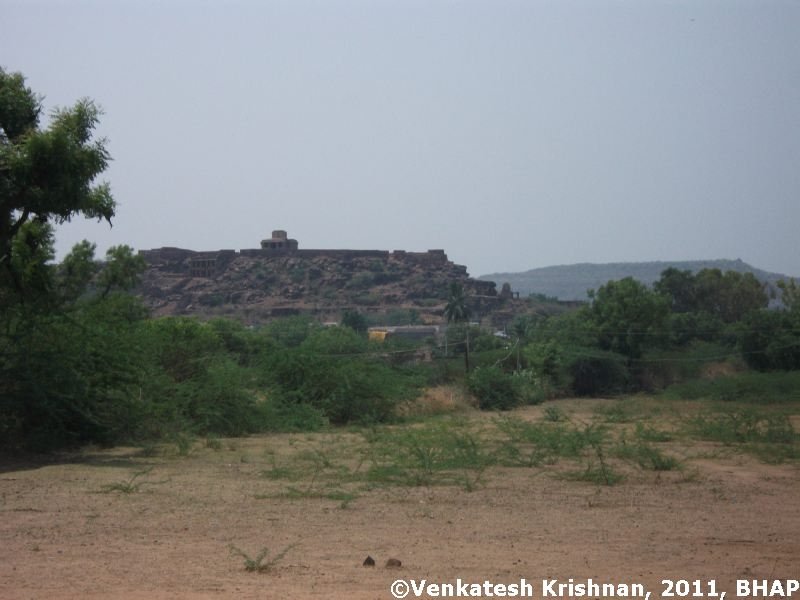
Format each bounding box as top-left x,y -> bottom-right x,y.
479,259 -> 795,301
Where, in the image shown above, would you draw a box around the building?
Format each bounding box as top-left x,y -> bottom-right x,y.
260,230 -> 299,252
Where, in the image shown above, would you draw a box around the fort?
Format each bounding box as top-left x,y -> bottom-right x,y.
136,230 -> 500,323
139,230 -> 457,279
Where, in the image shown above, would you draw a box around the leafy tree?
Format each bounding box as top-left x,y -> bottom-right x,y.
1,67 -> 114,300
739,309 -> 800,371
57,240 -> 99,301
341,309 -> 368,334
655,267 -> 768,325
0,70 -> 157,450
693,269 -> 767,323
654,268 -> 697,313
777,279 -> 800,313
588,277 -> 669,360
97,245 -> 146,298
444,282 -> 472,371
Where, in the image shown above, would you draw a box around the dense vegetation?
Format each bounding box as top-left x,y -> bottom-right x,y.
2,69 -> 798,452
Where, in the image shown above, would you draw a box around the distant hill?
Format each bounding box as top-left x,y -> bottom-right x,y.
480,259 -> 795,302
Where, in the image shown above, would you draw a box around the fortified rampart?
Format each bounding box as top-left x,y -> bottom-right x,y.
139,231 -> 454,274
136,229 -> 502,324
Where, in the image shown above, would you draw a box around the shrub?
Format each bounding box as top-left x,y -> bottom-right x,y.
467,366 -> 521,411
262,327 -> 422,425
567,350 -> 629,396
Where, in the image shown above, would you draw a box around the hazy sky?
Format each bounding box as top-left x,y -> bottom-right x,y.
3,0 -> 799,277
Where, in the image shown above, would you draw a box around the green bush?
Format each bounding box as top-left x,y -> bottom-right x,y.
567,350 -> 629,396
467,366 -> 521,411
261,326 -> 422,425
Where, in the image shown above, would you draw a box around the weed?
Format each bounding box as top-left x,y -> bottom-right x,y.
365,421 -> 495,490
615,439 -> 681,471
205,436 -> 223,451
634,423 -> 673,442
686,408 -> 799,463
563,441 -> 623,486
689,410 -> 795,444
228,544 -> 295,573
543,406 -> 565,422
495,417 -> 606,467
565,462 -> 624,486
172,433 -> 194,456
594,400 -> 637,423
99,468 -> 167,494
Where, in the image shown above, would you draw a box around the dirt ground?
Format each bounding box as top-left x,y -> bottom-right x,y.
1,399 -> 798,600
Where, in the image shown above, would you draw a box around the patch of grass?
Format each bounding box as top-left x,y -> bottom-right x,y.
593,400 -> 639,423
228,544 -> 295,573
495,417 -> 606,467
686,408 -> 799,463
172,433 -> 194,456
663,371 -> 800,404
543,405 -> 566,422
205,435 -> 223,450
615,440 -> 681,471
563,443 -> 623,486
688,410 -> 795,444
634,423 -> 673,442
564,462 -> 624,486
364,421 -> 495,490
258,436 -> 367,501
99,468 -> 168,494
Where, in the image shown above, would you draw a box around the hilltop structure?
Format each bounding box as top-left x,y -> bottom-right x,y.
136,230 -> 500,324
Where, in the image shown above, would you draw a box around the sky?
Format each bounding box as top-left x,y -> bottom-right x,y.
3,0 -> 799,278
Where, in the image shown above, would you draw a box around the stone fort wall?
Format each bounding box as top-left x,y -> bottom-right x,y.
138,232 -> 454,278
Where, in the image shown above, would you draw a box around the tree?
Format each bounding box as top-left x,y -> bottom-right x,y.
777,279 -> 800,313
588,277 -> 669,360
341,309 -> 368,334
654,268 -> 697,313
1,67 -> 114,300
693,269 -> 767,323
0,69 -> 128,450
444,282 -> 472,371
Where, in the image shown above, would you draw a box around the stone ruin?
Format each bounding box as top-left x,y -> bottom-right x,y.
138,230 -> 460,279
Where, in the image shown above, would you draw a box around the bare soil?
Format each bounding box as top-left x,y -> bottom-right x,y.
2,399 -> 798,600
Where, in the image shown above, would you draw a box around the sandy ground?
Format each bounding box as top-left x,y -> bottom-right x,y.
1,399 -> 798,600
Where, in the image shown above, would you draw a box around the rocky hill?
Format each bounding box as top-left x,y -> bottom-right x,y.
136,243 -> 501,325
481,259 -> 794,301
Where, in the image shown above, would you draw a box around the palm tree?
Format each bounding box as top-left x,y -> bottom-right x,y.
444,282 -> 472,371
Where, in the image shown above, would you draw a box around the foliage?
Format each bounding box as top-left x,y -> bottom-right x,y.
688,409 -> 796,445
341,309 -> 368,334
365,421 -> 494,489
1,68 -> 114,303
567,349 -> 630,396
466,366 -> 523,411
655,267 -> 768,324
261,326 -> 423,425
228,544 -> 295,573
614,440 -> 681,471
738,309 -> 800,371
444,282 -> 472,371
587,277 -> 669,359
777,278 -> 800,312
